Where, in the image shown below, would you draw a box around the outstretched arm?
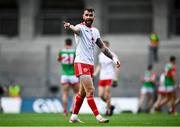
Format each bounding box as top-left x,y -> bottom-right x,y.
63,21 -> 80,35
96,38 -> 121,68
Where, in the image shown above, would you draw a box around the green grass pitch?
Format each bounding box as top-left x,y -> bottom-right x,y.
0,113 -> 180,126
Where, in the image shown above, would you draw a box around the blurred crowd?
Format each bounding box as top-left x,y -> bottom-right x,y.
0,81 -> 21,112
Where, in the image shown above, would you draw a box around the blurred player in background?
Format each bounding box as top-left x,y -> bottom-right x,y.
8,80 -> 21,97
137,65 -> 157,113
63,7 -> 120,123
155,56 -> 177,114
148,32 -> 159,65
57,38 -> 79,116
151,71 -> 166,113
94,40 -> 119,116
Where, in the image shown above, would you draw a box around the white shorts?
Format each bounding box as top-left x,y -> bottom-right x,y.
141,86 -> 154,94
165,85 -> 175,93
61,75 -> 79,85
158,73 -> 167,94
158,85 -> 166,93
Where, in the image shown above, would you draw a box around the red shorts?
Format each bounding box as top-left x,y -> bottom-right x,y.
74,63 -> 94,77
98,79 -> 112,87
157,91 -> 167,95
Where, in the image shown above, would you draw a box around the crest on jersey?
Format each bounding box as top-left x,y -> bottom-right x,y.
83,68 -> 88,72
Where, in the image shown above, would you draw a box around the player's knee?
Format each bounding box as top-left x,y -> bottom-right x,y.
78,92 -> 86,98
73,88 -> 79,94
105,94 -> 110,99
86,88 -> 95,96
106,90 -> 111,95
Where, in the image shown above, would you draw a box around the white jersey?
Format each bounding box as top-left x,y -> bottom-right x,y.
99,52 -> 116,80
74,23 -> 100,65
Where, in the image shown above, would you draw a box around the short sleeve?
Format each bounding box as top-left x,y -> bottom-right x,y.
95,29 -> 101,39
75,24 -> 82,31
172,66 -> 176,73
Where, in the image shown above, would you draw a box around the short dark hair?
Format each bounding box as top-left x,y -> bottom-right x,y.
65,38 -> 72,46
84,7 -> 95,12
170,55 -> 176,62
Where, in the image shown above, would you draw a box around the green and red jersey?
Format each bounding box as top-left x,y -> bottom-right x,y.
164,63 -> 176,86
143,70 -> 156,88
58,48 -> 76,75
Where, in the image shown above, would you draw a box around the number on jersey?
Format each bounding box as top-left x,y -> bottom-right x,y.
61,54 -> 74,64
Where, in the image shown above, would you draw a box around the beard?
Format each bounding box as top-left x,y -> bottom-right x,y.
84,19 -> 93,27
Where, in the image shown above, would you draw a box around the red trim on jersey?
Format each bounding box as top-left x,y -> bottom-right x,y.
166,65 -> 176,77
98,79 -> 112,87
74,63 -> 94,77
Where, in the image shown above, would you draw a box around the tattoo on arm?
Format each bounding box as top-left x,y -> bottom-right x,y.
96,38 -> 113,59
103,48 -> 113,59
96,38 -> 104,48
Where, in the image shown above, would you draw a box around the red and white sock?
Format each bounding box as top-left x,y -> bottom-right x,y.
87,96 -> 99,116
72,94 -> 84,114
